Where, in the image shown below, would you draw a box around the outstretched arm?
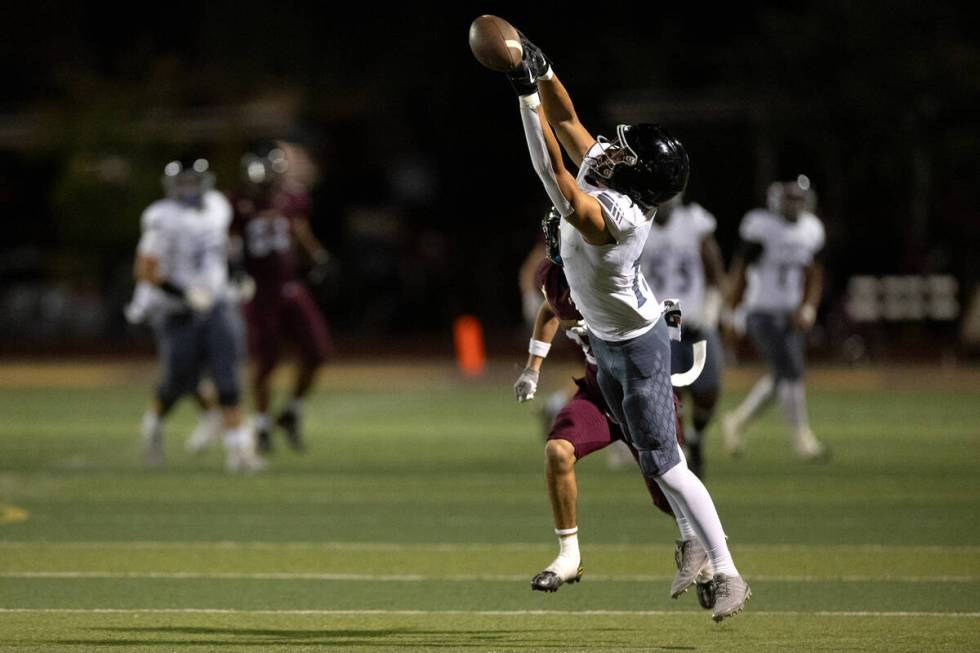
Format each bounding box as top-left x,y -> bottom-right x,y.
536,72 -> 596,167
519,96 -> 611,245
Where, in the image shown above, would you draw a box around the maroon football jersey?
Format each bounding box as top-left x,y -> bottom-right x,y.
232,186 -> 310,295
534,258 -> 583,322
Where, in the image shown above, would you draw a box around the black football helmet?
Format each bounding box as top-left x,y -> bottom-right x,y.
541,206 -> 562,266
585,124 -> 689,209
162,157 -> 215,206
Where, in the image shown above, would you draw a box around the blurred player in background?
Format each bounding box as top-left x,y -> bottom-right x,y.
641,194 -> 726,478
129,157 -> 262,472
232,143 -> 333,454
722,175 -> 828,461
513,218 -> 716,609
494,27 -> 750,620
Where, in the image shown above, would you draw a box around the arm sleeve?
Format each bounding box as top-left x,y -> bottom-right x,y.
520,101 -> 573,218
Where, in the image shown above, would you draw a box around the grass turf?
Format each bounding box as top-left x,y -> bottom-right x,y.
0,360 -> 978,652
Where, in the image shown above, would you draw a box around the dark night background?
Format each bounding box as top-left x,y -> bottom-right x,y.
1,1 -> 978,356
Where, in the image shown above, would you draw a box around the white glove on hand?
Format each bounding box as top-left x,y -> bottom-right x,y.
514,367 -> 540,403
185,285 -> 215,313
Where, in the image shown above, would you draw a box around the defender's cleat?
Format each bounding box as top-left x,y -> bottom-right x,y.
671,538 -> 709,598
696,579 -> 717,609
711,573 -> 751,622
531,562 -> 583,593
722,413 -> 746,457
276,409 -> 306,452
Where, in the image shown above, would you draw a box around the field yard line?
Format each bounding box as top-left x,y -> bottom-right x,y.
0,608 -> 977,618
1,571 -> 974,583
1,541 -> 979,553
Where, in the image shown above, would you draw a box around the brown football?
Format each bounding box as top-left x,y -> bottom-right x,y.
468,15 -> 523,72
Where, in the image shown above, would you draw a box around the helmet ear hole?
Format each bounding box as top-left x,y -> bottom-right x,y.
609,124 -> 689,208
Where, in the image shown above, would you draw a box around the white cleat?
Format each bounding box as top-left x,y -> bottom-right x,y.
185,409 -> 223,455
225,446 -> 267,474
711,573 -> 752,622
795,428 -> 831,462
722,413 -> 746,457
671,538 -> 709,598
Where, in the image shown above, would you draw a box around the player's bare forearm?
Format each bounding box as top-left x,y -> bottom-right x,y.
726,258 -> 748,310
801,262 -> 824,311
537,74 -> 595,166
293,217 -> 328,261
526,302 -> 560,371
134,255 -> 163,285
701,236 -> 726,290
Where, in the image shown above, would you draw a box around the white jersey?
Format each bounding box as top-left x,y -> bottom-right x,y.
641,203 -> 716,326
739,208 -> 825,312
137,190 -> 233,313
559,142 -> 660,342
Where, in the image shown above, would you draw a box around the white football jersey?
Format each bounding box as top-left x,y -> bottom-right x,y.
137,190 -> 233,312
739,208 -> 825,312
559,142 -> 660,342
641,203 -> 716,326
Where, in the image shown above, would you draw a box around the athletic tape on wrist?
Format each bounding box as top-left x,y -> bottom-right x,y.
529,339 -> 551,358
519,92 -> 541,110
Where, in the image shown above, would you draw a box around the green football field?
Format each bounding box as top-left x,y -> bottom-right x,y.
0,359 -> 978,652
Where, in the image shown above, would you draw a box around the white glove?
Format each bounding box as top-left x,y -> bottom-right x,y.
185,285 -> 215,313
701,287 -> 723,330
514,367 -> 540,403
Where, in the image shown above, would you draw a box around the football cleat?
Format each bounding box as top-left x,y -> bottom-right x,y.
225,446 -> 267,474
696,579 -> 717,609
671,538 -> 709,598
531,561 -> 583,593
711,573 -> 751,622
276,409 -> 307,452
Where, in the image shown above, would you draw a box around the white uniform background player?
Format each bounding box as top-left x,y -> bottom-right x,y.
131,159 -> 261,473
641,196 -> 725,477
723,175 -> 828,460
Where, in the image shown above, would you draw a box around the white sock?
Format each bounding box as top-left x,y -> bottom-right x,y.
549,527 -> 580,577
254,413 -> 271,432
656,462 -> 738,576
660,448 -> 699,541
777,380 -> 809,432
141,411 -> 161,439
732,374 -> 776,426
224,425 -> 251,450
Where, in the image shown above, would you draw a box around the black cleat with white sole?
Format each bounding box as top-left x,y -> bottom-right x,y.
531,564 -> 583,593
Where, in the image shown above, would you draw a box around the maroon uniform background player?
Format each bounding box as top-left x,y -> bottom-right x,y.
232,145 -> 333,453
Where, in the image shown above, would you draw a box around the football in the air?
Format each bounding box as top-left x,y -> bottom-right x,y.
468,15 -> 523,72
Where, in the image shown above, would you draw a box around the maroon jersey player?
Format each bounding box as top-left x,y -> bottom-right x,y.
231,145 -> 333,454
